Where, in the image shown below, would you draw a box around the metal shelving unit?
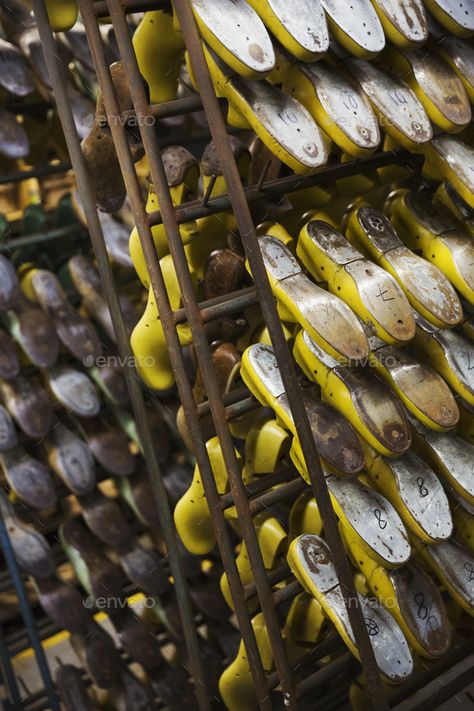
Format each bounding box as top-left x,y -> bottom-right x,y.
0,0 -> 467,708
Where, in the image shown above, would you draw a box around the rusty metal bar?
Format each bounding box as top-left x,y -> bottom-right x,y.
297,652 -> 356,698
78,1 -> 273,707
173,285 -> 257,325
249,478 -> 306,516
32,2 -> 210,708
171,1 -> 389,708
147,148 -> 421,227
106,2 -> 301,704
94,0 -> 169,16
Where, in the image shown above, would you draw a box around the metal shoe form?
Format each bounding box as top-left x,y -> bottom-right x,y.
119,541 -> 170,597
367,330 -> 459,432
41,420 -> 95,495
0,109 -> 30,160
107,605 -> 165,671
0,375 -> 53,439
28,268 -> 103,363
79,490 -> 131,547
188,0 -> 275,78
287,534 -> 413,683
391,191 -> 474,302
363,446 -> 453,544
254,235 -> 369,362
60,517 -> 125,602
344,534 -> 452,659
370,0 -> 428,49
0,490 -> 55,578
55,664 -> 99,711
434,181 -> 474,238
280,55 -> 381,158
129,146 -> 199,287
293,330 -> 412,456
0,331 -> 20,381
432,31 -> 474,103
70,621 -> 121,690
321,0 -> 385,58
421,134 -> 474,210
0,255 -> 20,312
108,665 -> 159,711
414,537 -> 474,616
81,62 -> 145,212
44,366 -> 100,419
118,465 -> 161,531
241,343 -> 365,478
413,314 -> 474,407
0,405 -> 17,452
247,0 -> 329,61
0,38 -> 35,98
87,360 -> 129,407
381,45 -> 471,133
150,663 -> 197,711
78,416 -> 136,477
297,220 -> 415,345
6,296 -> 59,369
0,447 -> 56,509
409,414 -> 474,507
34,576 -> 91,633
345,57 -> 433,150
423,0 -> 474,38
346,204 -> 463,329
195,45 -> 329,175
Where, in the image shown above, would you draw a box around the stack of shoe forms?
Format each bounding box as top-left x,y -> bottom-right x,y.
1,0 -> 474,709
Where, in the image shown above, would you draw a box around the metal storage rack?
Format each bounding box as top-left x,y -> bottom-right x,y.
0,0 -> 467,708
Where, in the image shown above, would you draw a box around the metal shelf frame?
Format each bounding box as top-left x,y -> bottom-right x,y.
0,0 -> 450,709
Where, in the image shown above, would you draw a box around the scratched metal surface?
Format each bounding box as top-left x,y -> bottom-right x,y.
260,235 -> 302,280
374,0 -> 428,43
46,422 -> 96,496
424,431 -> 474,501
327,476 -> 411,565
267,0 -> 329,54
232,77 -> 328,169
294,535 -> 413,681
191,0 -> 275,74
46,366 -> 100,418
356,206 -> 401,253
439,232 -> 474,292
429,0 -> 474,33
245,343 -> 287,399
385,451 -> 453,540
440,35 -> 474,89
389,562 -> 451,657
436,323 -> 474,398
431,135 -> 474,197
321,0 -> 385,54
347,59 -> 433,144
425,538 -> 474,608
300,62 -> 380,150
404,191 -> 459,234
406,49 -> 471,126
305,220 -> 361,265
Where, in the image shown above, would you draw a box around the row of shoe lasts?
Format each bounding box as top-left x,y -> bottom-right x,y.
79,1 -> 474,214
0,246 -> 237,709
151,155 -> 474,706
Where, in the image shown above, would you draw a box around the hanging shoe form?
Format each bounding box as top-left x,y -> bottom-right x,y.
423,0 -> 474,38
44,0 -> 78,32
297,220 -> 415,345
42,420 -> 96,496
0,375 -> 53,439
78,416 -> 136,477
248,0 -> 329,61
294,330 -> 412,456
189,0 -> 275,78
0,331 -> 20,381
254,235 -> 369,362
44,366 -> 101,419
241,343 -> 365,478
432,32 -> 474,103
55,664 -> 98,711
434,181 -> 474,238
6,296 -> 59,369
422,134 -> 474,210
287,534 -> 413,682
346,205 -> 463,329
0,109 -> 30,160
79,489 -> 131,548
70,621 -> 121,690
363,445 -> 453,544
0,447 -> 56,509
320,0 -> 386,58
0,38 -> 35,98
0,405 -> 17,452
370,0 -> 428,49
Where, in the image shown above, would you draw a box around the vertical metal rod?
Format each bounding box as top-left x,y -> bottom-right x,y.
171,1 -> 389,709
0,516 -> 60,711
105,1 -> 299,705
76,1 -> 272,708
31,2 -> 209,707
0,625 -> 23,708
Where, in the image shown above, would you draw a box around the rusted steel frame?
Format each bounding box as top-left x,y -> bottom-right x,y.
220,464 -> 297,509
120,94 -> 226,121
107,3 -> 300,705
147,148 -> 421,227
196,385 -> 250,417
79,2 -> 272,707
172,1 -> 389,708
32,2 -> 209,707
297,652 -> 357,698
173,285 -> 257,325
244,564 -> 291,602
249,478 -> 307,516
0,162 -> 71,185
